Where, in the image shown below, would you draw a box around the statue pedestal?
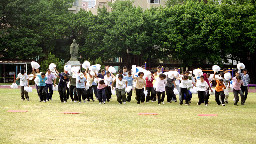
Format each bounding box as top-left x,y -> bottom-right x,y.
66,61 -> 81,67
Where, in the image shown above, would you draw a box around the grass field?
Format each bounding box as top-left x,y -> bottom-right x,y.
0,89 -> 256,144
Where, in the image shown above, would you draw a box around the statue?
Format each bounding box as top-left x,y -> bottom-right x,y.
70,39 -> 79,61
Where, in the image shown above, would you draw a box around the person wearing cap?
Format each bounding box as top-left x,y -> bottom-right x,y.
213,72 -> 226,106
45,69 -> 56,101
76,73 -> 87,103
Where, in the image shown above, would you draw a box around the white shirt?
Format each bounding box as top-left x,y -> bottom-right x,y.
116,79 -> 126,89
196,81 -> 209,91
155,78 -> 166,92
18,73 -> 29,86
104,75 -> 113,86
179,80 -> 192,89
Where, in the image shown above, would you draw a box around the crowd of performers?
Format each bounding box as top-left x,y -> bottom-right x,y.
15,64 -> 250,106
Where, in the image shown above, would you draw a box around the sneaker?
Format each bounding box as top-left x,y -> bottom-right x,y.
46,100 -> 48,102
103,101 -> 106,104
205,104 -> 208,106
123,102 -> 126,104
158,104 -> 161,105
222,104 -> 225,106
43,101 -> 46,103
225,101 -> 228,104
99,102 -> 102,104
185,104 -> 189,106
64,101 -> 67,103
26,98 -> 29,101
162,102 -> 165,105
83,100 -> 86,103
22,99 -> 25,101
234,103 -> 238,106
197,103 -> 200,105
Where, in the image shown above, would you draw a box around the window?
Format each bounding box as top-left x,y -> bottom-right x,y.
149,0 -> 160,4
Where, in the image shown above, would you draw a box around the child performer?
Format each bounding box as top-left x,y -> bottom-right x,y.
37,72 -> 47,102
16,70 -> 30,101
240,69 -> 250,102
196,76 -> 209,106
104,71 -> 114,102
56,70 -> 69,103
145,70 -> 155,102
232,76 -> 245,105
179,75 -> 191,105
97,80 -> 107,104
165,73 -> 176,103
76,73 -> 87,103
125,71 -> 134,102
213,72 -> 226,106
134,72 -> 146,104
86,71 -> 95,102
155,74 -> 167,105
114,74 -> 127,104
69,71 -> 78,102
45,69 -> 56,101
222,68 -> 231,103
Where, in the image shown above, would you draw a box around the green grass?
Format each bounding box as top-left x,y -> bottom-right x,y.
0,89 -> 256,144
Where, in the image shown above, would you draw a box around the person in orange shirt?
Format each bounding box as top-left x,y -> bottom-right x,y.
213,72 -> 226,106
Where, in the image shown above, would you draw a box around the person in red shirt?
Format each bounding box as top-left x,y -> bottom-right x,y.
145,70 -> 155,102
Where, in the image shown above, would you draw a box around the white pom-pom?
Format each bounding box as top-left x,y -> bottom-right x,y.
174,88 -> 179,95
193,69 -> 203,77
108,66 -> 117,73
82,61 -> 90,69
89,65 -> 97,72
212,65 -> 221,73
24,86 -> 32,92
125,86 -> 132,93
34,77 -> 40,85
53,85 -> 58,91
28,74 -> 34,80
90,71 -> 95,76
190,87 -> 198,94
10,83 -> 18,89
64,65 -> 71,73
112,88 -> 116,95
31,61 -> 40,69
168,71 -> 179,79
224,73 -> 231,80
237,63 -> 245,70
230,84 -> 233,89
132,65 -> 137,74
94,78 -> 99,84
96,64 -> 101,72
144,89 -> 148,96
67,82 -> 70,88
71,66 -> 80,73
210,89 -> 215,95
49,63 -> 56,71
85,83 -> 90,90
144,71 -> 151,78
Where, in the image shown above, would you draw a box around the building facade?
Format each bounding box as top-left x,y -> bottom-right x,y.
68,0 -> 168,14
